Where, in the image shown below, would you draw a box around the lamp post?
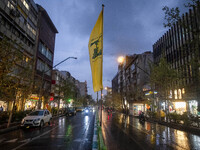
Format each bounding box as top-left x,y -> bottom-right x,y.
37,56 -> 77,109
117,56 -> 125,113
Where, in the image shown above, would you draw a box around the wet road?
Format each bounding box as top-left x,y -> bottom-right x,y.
102,111 -> 200,150
0,111 -> 95,150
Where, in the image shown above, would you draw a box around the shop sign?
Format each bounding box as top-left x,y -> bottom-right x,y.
29,94 -> 39,101
50,97 -> 54,101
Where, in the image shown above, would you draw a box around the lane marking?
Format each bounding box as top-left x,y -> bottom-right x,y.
12,125 -> 58,150
78,114 -> 94,150
18,138 -> 31,143
5,138 -> 18,143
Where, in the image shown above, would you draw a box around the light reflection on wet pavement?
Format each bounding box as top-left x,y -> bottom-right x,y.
0,112 -> 95,150
102,111 -> 200,150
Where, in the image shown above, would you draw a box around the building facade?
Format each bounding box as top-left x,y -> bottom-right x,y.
124,52 -> 153,116
0,0 -> 58,111
33,4 -> 58,109
51,69 -> 66,109
75,81 -> 87,98
0,0 -> 38,111
153,5 -> 200,115
113,52 -> 153,115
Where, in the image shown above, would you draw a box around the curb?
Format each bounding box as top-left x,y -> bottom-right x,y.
92,115 -> 98,150
0,125 -> 20,135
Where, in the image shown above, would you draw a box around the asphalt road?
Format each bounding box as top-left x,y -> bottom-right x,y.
102,111 -> 200,150
0,111 -> 95,150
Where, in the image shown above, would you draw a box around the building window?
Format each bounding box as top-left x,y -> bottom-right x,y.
39,42 -> 53,62
21,0 -> 29,10
27,23 -> 36,35
174,89 -> 178,99
178,89 -> 182,99
7,1 -> 15,9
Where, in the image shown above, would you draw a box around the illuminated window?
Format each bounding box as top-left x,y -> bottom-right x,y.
174,89 -> 178,99
7,1 -> 14,9
178,89 -> 182,99
182,88 -> 185,94
21,0 -> 29,10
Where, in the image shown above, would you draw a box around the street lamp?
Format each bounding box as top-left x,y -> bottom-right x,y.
117,56 -> 125,114
37,56 -> 77,109
117,56 -> 125,64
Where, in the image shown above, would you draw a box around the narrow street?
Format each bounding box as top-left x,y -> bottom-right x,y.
0,112 -> 95,150
102,111 -> 200,150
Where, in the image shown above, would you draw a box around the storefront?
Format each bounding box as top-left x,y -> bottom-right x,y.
171,101 -> 187,115
0,101 -> 8,111
160,101 -> 166,110
189,100 -> 198,115
24,94 -> 39,110
25,100 -> 37,110
129,103 -> 145,116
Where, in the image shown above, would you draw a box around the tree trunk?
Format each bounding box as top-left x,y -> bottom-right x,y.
7,100 -> 16,128
57,98 -> 60,115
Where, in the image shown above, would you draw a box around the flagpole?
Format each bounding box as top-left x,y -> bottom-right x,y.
100,4 -> 104,127
97,91 -> 98,120
100,89 -> 103,126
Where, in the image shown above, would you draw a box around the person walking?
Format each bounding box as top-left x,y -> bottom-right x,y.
0,106 -> 3,112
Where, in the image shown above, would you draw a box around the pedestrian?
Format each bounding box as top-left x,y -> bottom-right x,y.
0,106 -> 3,112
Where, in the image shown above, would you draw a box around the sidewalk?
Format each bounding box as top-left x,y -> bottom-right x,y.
0,114 -> 65,135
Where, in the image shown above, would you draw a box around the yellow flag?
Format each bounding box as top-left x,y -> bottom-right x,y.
88,10 -> 103,92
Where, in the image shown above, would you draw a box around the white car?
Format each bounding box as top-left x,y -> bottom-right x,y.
21,109 -> 52,127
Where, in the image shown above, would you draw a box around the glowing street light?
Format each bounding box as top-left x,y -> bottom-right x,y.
117,56 -> 125,64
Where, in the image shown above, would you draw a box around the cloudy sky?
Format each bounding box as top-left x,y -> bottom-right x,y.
34,0 -> 187,99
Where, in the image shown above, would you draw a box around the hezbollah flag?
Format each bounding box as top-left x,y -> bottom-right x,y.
88,9 -> 104,92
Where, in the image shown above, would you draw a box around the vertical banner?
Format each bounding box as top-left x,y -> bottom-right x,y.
88,9 -> 104,92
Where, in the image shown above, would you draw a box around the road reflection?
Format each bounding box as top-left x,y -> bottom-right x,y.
103,112 -> 200,150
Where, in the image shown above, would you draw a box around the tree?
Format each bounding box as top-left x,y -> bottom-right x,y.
162,0 -> 200,111
61,79 -> 78,106
111,92 -> 122,111
0,37 -> 34,127
150,58 -> 178,119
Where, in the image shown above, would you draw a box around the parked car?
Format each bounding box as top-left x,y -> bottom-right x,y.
21,109 -> 52,128
66,107 -> 76,116
76,107 -> 84,112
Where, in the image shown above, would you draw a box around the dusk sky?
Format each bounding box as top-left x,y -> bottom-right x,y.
34,0 -> 187,99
